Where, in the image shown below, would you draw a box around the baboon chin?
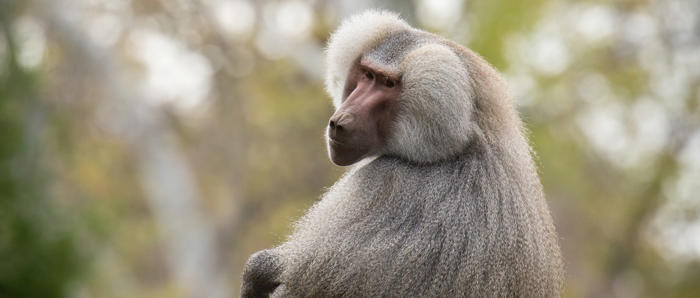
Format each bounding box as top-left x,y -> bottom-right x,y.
242,10 -> 564,298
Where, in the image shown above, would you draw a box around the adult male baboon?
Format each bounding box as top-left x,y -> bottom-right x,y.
242,10 -> 564,297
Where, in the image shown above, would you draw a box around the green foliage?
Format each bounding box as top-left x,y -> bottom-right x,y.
0,17 -> 83,298
467,0 -> 548,68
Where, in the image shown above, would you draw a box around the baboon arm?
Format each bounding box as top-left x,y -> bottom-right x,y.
241,249 -> 282,298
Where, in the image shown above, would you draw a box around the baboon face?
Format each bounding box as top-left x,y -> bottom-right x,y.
327,59 -> 401,166
325,29 -> 475,165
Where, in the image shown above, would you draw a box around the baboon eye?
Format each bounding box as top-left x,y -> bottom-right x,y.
363,70 -> 374,80
385,79 -> 395,88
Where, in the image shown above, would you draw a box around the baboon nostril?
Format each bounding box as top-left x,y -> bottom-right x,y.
329,120 -> 344,131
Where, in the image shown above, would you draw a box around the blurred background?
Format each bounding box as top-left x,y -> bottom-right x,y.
0,0 -> 699,297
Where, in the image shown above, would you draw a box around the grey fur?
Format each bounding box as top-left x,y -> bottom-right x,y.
242,10 -> 564,298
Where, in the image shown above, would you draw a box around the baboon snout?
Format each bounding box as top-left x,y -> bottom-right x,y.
328,113 -> 354,139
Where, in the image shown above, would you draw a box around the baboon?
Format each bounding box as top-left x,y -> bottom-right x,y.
242,10 -> 564,297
